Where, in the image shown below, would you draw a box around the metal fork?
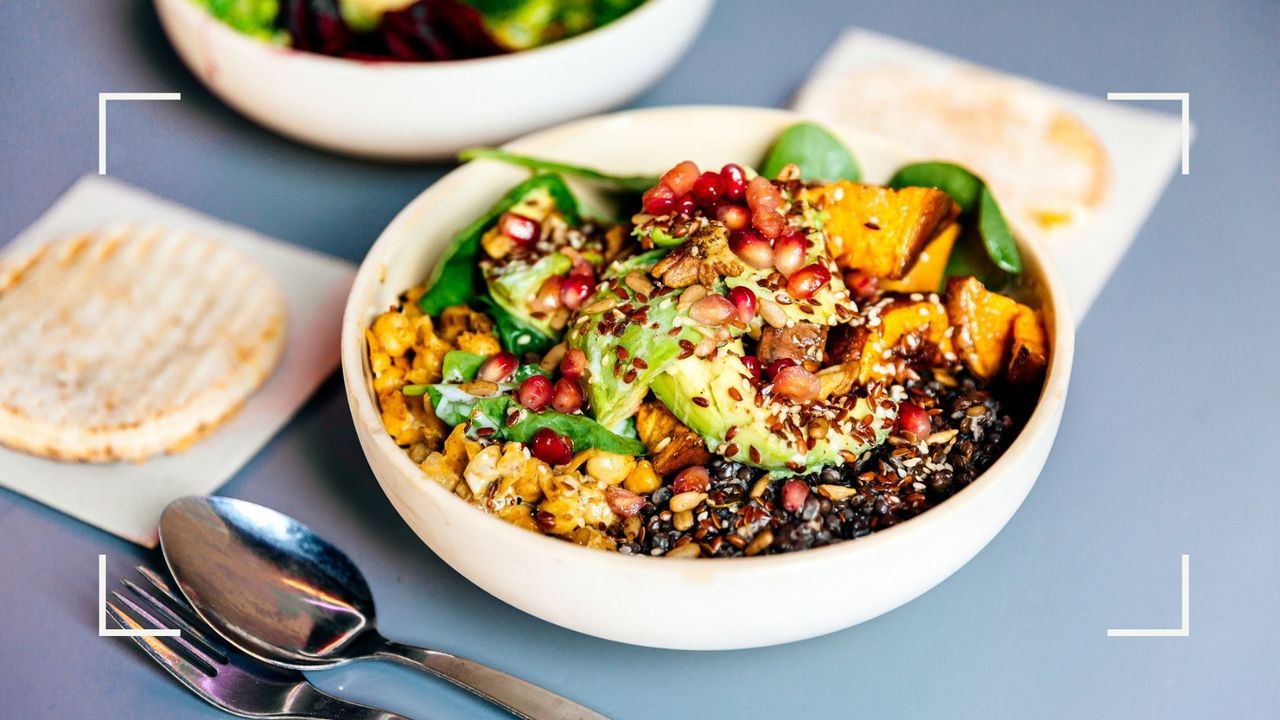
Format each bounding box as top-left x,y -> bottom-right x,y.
106,566 -> 411,720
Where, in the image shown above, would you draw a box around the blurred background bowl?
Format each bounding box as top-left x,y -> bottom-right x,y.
154,0 -> 713,160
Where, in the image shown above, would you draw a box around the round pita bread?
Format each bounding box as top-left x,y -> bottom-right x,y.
798,64 -> 1111,237
0,225 -> 287,462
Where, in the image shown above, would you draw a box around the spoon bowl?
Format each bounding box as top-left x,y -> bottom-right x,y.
159,496 -> 375,670
159,496 -> 607,720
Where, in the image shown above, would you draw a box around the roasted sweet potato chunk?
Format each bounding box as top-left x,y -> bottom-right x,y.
1007,308 -> 1049,384
635,400 -> 710,476
804,182 -> 959,279
822,296 -> 949,393
880,223 -> 959,294
946,276 -> 1046,382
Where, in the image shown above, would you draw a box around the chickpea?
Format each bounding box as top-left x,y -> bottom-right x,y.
586,452 -> 636,486
623,460 -> 662,495
372,311 -> 415,357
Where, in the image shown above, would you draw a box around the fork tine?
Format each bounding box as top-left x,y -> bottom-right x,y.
105,598 -> 219,688
111,589 -> 223,675
120,575 -> 228,664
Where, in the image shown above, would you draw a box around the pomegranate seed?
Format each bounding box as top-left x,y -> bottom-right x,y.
773,365 -> 820,403
559,274 -> 594,310
716,204 -> 750,231
845,270 -> 878,300
720,163 -> 747,201
642,183 -> 675,215
692,171 -> 723,208
530,427 -> 574,465
498,212 -> 540,247
752,208 -> 785,239
765,357 -> 797,380
689,295 -> 735,326
533,276 -> 564,312
726,286 -> 757,322
672,465 -> 710,494
551,377 -> 584,413
559,348 -> 586,379
517,374 -> 552,411
780,479 -> 809,513
786,263 -> 832,300
673,193 -> 697,216
740,355 -> 762,380
660,161 -> 700,196
773,230 -> 808,276
745,175 -> 780,212
728,228 -> 774,269
896,402 -> 932,439
605,485 -> 645,517
477,351 -> 517,382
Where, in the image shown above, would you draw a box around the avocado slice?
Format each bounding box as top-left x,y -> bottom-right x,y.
566,250 -> 711,429
650,341 -> 897,475
487,251 -> 572,337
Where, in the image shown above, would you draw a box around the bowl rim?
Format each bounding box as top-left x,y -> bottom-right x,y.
341,104 -> 1075,575
156,0 -> 709,72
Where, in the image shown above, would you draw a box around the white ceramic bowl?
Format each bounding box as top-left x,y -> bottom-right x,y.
342,106 -> 1074,649
153,0 -> 713,159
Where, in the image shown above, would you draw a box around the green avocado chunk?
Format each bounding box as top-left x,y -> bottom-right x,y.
566,250 -> 709,429
650,341 -> 897,475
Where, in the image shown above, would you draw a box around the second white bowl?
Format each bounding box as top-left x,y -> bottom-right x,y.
154,0 -> 714,159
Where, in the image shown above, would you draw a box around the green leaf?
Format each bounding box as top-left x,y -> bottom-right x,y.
977,186 -> 1023,274
760,122 -> 861,182
419,174 -> 580,316
402,384 -> 430,396
473,296 -> 556,357
888,161 -> 1023,276
422,389 -> 645,455
504,407 -> 646,455
459,147 -> 659,193
887,162 -> 983,212
441,351 -> 486,383
513,363 -> 550,383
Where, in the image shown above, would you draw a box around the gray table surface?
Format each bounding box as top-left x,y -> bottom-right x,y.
2,1 -> 1278,718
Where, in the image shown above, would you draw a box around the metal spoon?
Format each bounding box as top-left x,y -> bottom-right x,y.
158,496 -> 607,720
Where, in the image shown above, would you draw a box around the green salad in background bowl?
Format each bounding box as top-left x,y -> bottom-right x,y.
194,0 -> 646,61
153,0 -> 712,157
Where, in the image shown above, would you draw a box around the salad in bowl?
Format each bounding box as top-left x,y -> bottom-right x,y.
363,121 -> 1050,559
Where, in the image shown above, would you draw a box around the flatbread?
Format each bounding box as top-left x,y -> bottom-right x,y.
0,225 -> 287,462
798,64 -> 1111,237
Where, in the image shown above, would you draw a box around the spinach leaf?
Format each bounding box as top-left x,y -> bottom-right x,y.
473,295 -> 557,357
887,162 -> 983,211
888,162 -> 1023,275
418,174 -> 581,316
760,122 -> 861,182
513,363 -> 550,383
441,351 -> 485,383
459,147 -> 659,194
977,186 -> 1022,274
422,389 -> 645,455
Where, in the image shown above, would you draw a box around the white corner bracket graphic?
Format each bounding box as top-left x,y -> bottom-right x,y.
1106,554 -> 1190,638
1106,92 -> 1191,175
97,554 -> 179,637
97,92 -> 181,175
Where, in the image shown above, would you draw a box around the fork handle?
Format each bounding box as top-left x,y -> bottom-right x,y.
293,685 -> 413,720
372,639 -> 608,720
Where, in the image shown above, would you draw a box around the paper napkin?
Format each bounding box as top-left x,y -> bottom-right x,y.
793,29 -> 1187,321
0,175 -> 356,545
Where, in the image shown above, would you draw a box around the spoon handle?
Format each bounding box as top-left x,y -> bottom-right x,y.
373,640 -> 609,720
